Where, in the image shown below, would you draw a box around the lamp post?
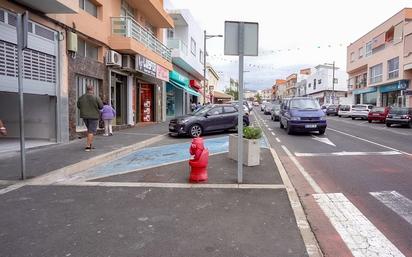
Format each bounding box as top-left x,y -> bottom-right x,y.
203,31 -> 222,104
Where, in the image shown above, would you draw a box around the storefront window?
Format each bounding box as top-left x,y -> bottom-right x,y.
362,92 -> 377,105
382,91 -> 400,107
166,83 -> 175,117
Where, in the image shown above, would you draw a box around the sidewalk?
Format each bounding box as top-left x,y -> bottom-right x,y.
0,133 -> 318,257
0,122 -> 169,181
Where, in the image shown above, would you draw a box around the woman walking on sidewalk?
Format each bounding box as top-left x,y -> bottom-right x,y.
100,101 -> 116,136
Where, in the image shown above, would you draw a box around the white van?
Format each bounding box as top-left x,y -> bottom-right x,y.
338,105 -> 353,117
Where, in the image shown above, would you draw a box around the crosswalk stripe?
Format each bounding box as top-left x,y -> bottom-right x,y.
314,193 -> 405,257
370,191 -> 412,226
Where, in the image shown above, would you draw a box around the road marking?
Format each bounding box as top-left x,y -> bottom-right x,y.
314,193 -> 405,257
268,128 -> 273,131
271,132 -> 275,136
370,191 -> 412,226
269,148 -> 323,257
281,145 -> 323,194
56,181 -> 286,190
311,135 -> 336,147
327,127 -> 411,156
275,138 -> 281,143
265,124 -> 268,127
294,150 -> 402,157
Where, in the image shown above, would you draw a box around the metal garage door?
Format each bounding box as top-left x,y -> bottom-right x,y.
0,8 -> 57,96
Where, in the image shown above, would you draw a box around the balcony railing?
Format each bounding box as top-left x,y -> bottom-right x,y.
167,38 -> 188,56
111,16 -> 171,62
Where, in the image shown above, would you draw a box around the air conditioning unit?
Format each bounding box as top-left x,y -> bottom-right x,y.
106,50 -> 122,66
122,55 -> 135,71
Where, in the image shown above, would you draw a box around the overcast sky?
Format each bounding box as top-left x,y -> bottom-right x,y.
167,0 -> 411,90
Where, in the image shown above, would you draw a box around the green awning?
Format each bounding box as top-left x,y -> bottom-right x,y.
168,80 -> 201,97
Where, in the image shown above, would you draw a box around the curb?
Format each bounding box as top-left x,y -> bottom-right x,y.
0,133 -> 168,194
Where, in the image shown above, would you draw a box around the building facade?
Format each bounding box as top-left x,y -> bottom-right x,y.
206,63 -> 219,103
165,9 -> 204,117
0,0 -> 175,142
285,73 -> 297,97
273,79 -> 287,100
347,8 -> 412,107
304,64 -> 348,105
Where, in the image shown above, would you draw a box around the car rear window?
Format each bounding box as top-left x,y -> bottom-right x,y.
371,107 -> 385,112
353,105 -> 367,109
340,105 -> 350,111
389,108 -> 408,115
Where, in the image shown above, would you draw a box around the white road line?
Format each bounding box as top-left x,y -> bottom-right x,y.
370,191 -> 412,226
268,128 -> 273,131
281,145 -> 323,194
275,137 -> 281,143
265,124 -> 268,127
271,132 -> 275,136
327,127 -> 411,156
314,193 -> 405,257
57,181 -> 286,190
294,151 -> 402,157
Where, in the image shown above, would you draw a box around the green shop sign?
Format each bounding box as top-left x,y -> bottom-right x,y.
169,70 -> 189,86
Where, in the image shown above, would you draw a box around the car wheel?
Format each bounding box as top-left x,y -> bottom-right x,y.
407,121 -> 412,128
351,117 -> 355,120
338,115 -> 341,117
189,124 -> 203,138
368,120 -> 372,123
286,122 -> 293,135
326,113 -> 329,116
318,128 -> 325,135
386,123 -> 391,127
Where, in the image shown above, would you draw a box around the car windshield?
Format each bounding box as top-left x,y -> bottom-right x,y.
193,106 -> 213,116
389,107 -> 409,115
290,99 -> 320,109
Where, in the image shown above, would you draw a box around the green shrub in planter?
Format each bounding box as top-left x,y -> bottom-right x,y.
243,126 -> 262,139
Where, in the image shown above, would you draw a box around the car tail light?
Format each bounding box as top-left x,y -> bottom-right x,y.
401,115 -> 411,119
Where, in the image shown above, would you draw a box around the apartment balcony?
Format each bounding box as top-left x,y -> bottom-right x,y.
13,0 -> 78,13
167,38 -> 204,80
127,0 -> 173,28
110,17 -> 172,69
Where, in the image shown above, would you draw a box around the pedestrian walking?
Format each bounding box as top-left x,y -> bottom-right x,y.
0,119 -> 7,136
77,84 -> 103,151
100,101 -> 116,136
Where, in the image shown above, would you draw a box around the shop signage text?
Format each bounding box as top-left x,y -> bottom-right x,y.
136,54 -> 157,77
156,65 -> 169,82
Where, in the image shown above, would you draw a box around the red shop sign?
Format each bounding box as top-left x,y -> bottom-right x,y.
190,80 -> 202,91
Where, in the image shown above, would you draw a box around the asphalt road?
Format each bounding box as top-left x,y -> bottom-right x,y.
253,108 -> 412,257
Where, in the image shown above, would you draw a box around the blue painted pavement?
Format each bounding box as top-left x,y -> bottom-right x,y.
68,136 -> 268,181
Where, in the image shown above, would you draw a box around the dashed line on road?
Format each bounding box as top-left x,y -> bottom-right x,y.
268,128 -> 273,131
275,138 -> 281,143
271,132 -> 275,136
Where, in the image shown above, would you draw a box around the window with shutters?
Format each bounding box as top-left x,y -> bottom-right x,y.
370,63 -> 383,84
79,0 -> 98,18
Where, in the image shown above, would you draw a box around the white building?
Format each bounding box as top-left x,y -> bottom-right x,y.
304,64 -> 348,105
165,9 -> 204,117
259,88 -> 273,101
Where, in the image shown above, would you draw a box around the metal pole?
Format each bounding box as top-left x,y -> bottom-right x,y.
332,61 -> 335,104
203,30 -> 207,104
17,13 -> 26,180
237,22 -> 244,184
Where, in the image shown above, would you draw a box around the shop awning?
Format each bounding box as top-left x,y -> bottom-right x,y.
168,81 -> 201,97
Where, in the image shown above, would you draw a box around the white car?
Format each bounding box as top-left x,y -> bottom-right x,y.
351,104 -> 374,120
338,105 -> 354,117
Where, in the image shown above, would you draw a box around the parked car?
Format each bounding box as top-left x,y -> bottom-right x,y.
368,107 -> 390,123
279,97 -> 327,135
263,103 -> 273,115
326,105 -> 340,116
229,100 -> 252,112
261,101 -> 268,111
271,104 -> 281,121
386,107 -> 412,128
169,104 -> 250,137
351,104 -> 374,120
253,101 -> 259,106
338,105 -> 353,117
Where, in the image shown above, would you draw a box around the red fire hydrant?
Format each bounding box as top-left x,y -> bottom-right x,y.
189,137 -> 209,182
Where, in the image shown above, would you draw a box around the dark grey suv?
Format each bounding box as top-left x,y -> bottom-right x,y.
169,104 -> 250,137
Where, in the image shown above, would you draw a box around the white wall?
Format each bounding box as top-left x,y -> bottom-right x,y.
305,66 -> 348,95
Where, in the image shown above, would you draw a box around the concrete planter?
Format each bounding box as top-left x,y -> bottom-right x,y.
228,134 -> 261,166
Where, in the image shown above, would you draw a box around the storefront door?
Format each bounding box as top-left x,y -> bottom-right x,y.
140,84 -> 154,122
111,73 -> 127,125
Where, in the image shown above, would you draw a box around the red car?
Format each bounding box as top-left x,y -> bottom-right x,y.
368,107 -> 390,123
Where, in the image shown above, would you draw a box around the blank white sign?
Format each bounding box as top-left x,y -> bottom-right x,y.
224,21 -> 258,56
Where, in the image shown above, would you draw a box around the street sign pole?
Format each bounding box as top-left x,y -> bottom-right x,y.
237,22 -> 244,184
17,12 -> 28,180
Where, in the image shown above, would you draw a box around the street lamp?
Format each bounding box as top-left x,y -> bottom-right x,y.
203,31 -> 222,104
325,61 -> 336,104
